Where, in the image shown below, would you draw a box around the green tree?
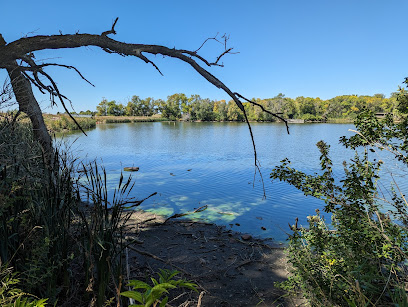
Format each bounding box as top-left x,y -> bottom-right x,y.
195,98 -> 214,121
125,95 -> 142,116
227,100 -> 244,121
188,94 -> 202,121
96,98 -> 108,116
142,97 -> 156,116
213,99 -> 227,121
161,93 -> 185,120
106,100 -> 121,116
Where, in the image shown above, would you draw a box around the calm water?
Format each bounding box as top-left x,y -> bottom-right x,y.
58,122 -> 407,242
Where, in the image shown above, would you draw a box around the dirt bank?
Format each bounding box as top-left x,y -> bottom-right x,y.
124,211 -> 300,306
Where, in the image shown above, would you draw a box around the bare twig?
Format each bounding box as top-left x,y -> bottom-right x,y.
0,19 -> 291,185
102,17 -> 119,36
194,33 -> 223,53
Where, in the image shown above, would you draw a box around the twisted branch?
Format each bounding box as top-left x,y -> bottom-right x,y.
0,19 -> 290,186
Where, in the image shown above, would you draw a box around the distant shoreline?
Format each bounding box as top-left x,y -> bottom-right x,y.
42,113 -> 355,133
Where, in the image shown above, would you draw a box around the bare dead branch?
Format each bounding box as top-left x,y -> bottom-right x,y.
212,47 -> 234,66
21,71 -> 46,94
134,52 -> 163,76
0,20 -> 290,183
242,108 -> 266,199
30,63 -> 95,87
194,33 -> 223,53
0,77 -> 15,108
39,69 -> 88,135
234,92 -> 290,134
102,17 -> 119,36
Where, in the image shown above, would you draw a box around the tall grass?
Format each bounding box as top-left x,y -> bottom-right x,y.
0,115 -> 77,300
0,113 -> 154,306
75,161 -> 156,305
44,115 -> 96,132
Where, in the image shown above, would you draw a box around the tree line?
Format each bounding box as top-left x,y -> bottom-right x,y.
76,92 -> 399,121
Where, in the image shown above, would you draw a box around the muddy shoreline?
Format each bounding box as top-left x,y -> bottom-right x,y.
124,211 -> 300,306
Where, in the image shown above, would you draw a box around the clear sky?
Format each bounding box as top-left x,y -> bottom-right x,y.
1,0 -> 407,113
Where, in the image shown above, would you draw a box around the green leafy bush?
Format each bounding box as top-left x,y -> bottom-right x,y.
0,265 -> 48,307
271,81 -> 408,306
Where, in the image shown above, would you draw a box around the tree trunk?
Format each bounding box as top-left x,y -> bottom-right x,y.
1,36 -> 53,165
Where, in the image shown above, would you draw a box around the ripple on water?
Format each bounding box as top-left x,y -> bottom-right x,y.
59,122 -> 407,242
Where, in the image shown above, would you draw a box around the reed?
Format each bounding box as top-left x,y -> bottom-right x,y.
0,113 -> 156,306
44,115 -> 96,132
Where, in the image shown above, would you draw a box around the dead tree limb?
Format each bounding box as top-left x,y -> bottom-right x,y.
0,19 -> 289,171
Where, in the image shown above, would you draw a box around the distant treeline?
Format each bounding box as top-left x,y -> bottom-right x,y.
74,92 -> 399,122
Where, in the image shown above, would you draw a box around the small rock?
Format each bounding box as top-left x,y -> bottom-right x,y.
241,234 -> 252,241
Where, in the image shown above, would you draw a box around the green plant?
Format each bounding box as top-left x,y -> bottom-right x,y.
272,141 -> 408,305
0,265 -> 48,307
45,115 -> 96,132
121,269 -> 198,307
76,161 -> 156,306
0,115 -> 80,301
270,80 -> 408,306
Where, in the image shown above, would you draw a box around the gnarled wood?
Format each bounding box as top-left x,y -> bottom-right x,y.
0,35 -> 52,165
0,20 -> 289,172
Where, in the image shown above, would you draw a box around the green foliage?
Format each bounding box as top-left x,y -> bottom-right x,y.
0,265 -> 48,307
76,161 -> 157,306
0,114 -> 155,306
105,118 -> 132,123
0,116 -> 78,300
46,115 -> 96,132
121,269 -> 197,307
96,98 -> 108,116
270,81 -> 408,306
89,92 -> 396,122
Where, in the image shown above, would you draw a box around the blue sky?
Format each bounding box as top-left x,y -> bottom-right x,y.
1,0 -> 407,113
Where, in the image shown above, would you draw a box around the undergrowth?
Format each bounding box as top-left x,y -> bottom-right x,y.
0,113 -> 157,306
271,80 -> 408,306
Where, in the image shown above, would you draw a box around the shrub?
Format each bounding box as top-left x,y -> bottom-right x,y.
271,99 -> 408,305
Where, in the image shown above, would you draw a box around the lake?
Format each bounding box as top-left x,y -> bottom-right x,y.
57,122 -> 407,242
